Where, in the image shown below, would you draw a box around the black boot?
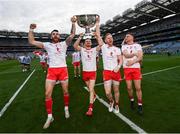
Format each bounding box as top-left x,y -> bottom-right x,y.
130,100 -> 135,110
138,105 -> 143,115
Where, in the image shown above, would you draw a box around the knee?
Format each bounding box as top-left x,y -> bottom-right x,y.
136,87 -> 141,92
89,88 -> 93,93
63,90 -> 69,95
63,87 -> 69,94
45,91 -> 51,99
127,86 -> 132,91
63,85 -> 68,94
114,89 -> 119,94
105,91 -> 111,97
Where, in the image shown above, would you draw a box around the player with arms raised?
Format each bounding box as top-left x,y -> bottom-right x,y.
73,16 -> 101,116
28,16 -> 77,129
96,32 -> 123,114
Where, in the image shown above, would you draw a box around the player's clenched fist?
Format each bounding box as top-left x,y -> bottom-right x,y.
96,15 -> 100,23
30,24 -> 37,29
71,16 -> 77,23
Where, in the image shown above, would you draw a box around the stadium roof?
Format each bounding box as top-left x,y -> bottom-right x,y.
0,0 -> 179,39
100,0 -> 180,35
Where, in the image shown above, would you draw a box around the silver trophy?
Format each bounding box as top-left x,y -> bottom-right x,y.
76,14 -> 99,39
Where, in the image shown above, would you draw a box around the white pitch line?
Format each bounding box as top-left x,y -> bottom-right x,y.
84,87 -> 147,134
83,65 -> 180,133
94,65 -> 180,87
142,65 -> 180,76
0,69 -> 36,118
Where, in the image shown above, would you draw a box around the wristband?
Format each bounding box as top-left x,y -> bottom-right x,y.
117,64 -> 121,68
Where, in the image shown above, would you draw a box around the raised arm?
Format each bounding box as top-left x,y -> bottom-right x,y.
28,24 -> 44,48
73,33 -> 83,51
94,16 -> 104,51
66,16 -> 77,46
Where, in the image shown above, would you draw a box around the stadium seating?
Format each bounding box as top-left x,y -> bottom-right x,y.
0,0 -> 179,59
143,41 -> 180,54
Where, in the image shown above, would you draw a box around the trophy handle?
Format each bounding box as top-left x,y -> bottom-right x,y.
85,27 -> 91,34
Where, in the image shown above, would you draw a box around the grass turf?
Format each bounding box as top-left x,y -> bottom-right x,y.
0,54 -> 180,132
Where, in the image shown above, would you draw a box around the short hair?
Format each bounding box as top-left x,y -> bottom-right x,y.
85,38 -> 91,41
104,33 -> 112,40
126,32 -> 134,37
84,38 -> 91,44
125,32 -> 136,43
51,29 -> 59,35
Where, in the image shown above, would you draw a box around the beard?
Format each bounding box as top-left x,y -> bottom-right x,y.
85,43 -> 91,48
51,37 -> 60,43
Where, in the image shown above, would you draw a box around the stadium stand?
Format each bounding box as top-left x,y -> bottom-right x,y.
0,0 -> 179,60
143,41 -> 180,54
0,31 -> 69,60
100,0 -> 180,48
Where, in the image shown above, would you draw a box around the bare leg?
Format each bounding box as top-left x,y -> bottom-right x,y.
85,81 -> 90,90
74,66 -> 77,77
112,80 -> 120,105
88,80 -> 95,104
104,80 -> 113,102
134,80 -> 142,105
125,80 -> 134,101
104,80 -> 114,112
134,79 -> 143,114
125,80 -> 135,109
45,80 -> 55,99
113,80 -> 120,113
78,65 -> 81,77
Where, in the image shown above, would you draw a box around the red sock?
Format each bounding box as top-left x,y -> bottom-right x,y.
115,102 -> 119,106
110,98 -> 114,103
64,93 -> 69,106
94,94 -> 96,98
129,96 -> 134,101
138,99 -> 143,105
89,103 -> 93,109
45,98 -> 53,114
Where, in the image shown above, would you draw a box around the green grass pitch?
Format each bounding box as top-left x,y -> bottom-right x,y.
0,54 -> 180,132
